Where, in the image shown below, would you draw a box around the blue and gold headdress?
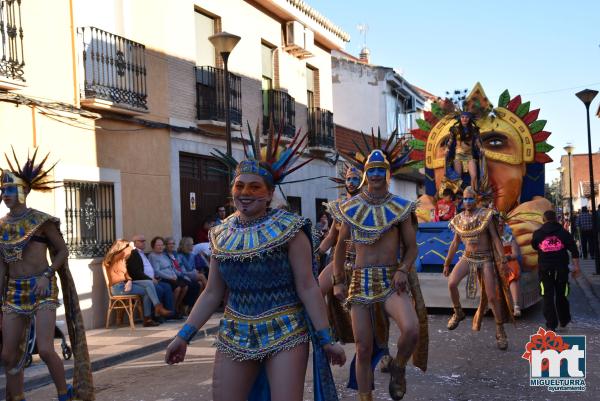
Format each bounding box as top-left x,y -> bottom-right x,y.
328,164 -> 362,189
211,122 -> 318,187
339,128 -> 414,187
1,147 -> 60,203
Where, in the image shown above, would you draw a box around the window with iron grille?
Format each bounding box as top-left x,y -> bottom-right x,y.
64,181 -> 116,258
0,0 -> 25,81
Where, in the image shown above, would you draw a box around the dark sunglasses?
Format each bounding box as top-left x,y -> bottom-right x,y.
463,197 -> 475,202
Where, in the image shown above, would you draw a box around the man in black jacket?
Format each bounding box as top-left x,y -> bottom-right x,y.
532,210 -> 581,330
127,234 -> 175,317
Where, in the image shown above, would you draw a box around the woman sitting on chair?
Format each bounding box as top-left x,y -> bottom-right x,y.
104,240 -> 171,327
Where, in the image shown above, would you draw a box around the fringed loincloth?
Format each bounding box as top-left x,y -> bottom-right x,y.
461,251 -> 493,299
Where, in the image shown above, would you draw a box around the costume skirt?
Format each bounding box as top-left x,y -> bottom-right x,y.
347,265 -> 396,305
2,274 -> 60,315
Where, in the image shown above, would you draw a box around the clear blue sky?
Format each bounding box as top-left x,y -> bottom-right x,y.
310,0 -> 600,183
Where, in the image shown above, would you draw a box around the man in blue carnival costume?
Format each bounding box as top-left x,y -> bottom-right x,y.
0,149 -> 93,401
332,131 -> 429,401
165,124 -> 346,401
318,166 -> 392,378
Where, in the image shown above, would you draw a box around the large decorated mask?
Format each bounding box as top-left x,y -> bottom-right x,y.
410,83 -> 553,213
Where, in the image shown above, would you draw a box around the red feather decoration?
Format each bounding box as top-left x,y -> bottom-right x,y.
534,153 -> 553,163
506,95 -> 522,112
411,129 -> 430,142
532,131 -> 551,143
522,109 -> 540,125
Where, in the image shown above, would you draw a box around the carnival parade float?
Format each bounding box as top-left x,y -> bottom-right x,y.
408,83 -> 552,308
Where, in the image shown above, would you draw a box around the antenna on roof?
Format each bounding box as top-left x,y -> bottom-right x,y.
357,23 -> 369,47
357,23 -> 370,63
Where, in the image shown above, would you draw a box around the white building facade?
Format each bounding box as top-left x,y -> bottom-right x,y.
332,51 -> 426,200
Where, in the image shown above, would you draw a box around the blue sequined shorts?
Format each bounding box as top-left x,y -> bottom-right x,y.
216,303 -> 310,361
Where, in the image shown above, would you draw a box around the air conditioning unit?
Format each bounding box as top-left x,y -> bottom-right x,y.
284,21 -> 314,59
304,28 -> 315,54
285,21 -> 304,48
405,96 -> 416,113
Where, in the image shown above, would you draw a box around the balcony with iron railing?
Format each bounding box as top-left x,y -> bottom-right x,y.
307,107 -> 334,149
195,66 -> 242,127
79,27 -> 147,114
263,89 -> 295,137
0,0 -> 25,89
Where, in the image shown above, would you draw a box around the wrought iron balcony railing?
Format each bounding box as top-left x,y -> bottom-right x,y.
79,27 -> 147,110
195,66 -> 242,125
308,107 -> 334,148
0,0 -> 25,81
263,89 -> 295,137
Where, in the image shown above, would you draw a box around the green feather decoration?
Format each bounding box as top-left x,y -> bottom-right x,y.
529,120 -> 547,134
535,142 -> 554,153
516,101 -> 530,118
409,139 -> 425,150
416,119 -> 431,132
410,160 -> 424,170
431,103 -> 444,118
498,90 -> 510,108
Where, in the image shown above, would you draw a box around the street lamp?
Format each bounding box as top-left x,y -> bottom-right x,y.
576,88 -> 600,274
564,143 -> 575,236
209,31 -> 241,178
556,166 -> 564,211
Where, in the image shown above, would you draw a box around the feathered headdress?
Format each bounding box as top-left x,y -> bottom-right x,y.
328,164 -> 362,189
338,127 -> 415,186
210,121 -> 321,187
2,147 -> 60,203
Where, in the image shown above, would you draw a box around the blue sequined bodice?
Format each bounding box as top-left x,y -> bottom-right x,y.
219,250 -> 300,315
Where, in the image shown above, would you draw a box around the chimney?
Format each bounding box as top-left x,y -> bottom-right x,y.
359,46 -> 370,63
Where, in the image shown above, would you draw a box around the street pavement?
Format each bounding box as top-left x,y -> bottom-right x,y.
15,260 -> 600,400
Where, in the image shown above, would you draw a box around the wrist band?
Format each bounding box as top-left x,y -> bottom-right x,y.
43,267 -> 55,279
315,328 -> 335,347
177,323 -> 198,344
396,263 -> 408,273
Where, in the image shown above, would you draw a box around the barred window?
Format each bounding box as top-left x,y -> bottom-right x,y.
64,181 -> 116,258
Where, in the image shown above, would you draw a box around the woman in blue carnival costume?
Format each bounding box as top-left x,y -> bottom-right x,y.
0,149 -> 93,401
165,125 -> 346,401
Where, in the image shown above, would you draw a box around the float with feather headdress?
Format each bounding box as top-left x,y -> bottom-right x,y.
406,83 -> 551,309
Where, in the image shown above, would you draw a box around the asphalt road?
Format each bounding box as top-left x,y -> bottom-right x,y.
26,281 -> 600,401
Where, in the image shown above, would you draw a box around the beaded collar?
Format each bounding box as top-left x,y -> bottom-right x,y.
448,208 -> 495,241
335,191 -> 415,245
0,209 -> 58,263
210,209 -> 309,261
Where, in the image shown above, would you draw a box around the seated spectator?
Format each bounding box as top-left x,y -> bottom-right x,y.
103,240 -> 171,327
127,234 -> 176,320
148,236 -> 188,316
165,236 -> 200,313
177,236 -> 208,293
192,240 -> 211,260
215,205 -> 228,225
434,188 -> 457,222
195,218 -> 214,244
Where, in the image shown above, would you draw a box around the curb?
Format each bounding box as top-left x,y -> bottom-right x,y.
6,325 -> 220,394
576,269 -> 600,317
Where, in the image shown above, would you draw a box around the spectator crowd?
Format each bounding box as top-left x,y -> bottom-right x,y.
102,214 -> 218,327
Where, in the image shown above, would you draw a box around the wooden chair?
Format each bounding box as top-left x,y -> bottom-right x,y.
102,265 -> 144,330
